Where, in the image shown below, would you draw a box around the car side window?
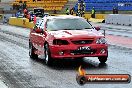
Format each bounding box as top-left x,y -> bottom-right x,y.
33,20 -> 42,30
38,20 -> 44,27
39,21 -> 44,29
39,18 -> 47,30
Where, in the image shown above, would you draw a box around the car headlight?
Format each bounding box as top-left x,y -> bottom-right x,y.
96,38 -> 107,44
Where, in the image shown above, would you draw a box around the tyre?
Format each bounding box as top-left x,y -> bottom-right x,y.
44,44 -> 54,66
76,57 -> 84,63
98,56 -> 107,63
29,42 -> 38,59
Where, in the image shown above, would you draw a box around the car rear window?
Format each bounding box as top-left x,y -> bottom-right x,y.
46,18 -> 93,31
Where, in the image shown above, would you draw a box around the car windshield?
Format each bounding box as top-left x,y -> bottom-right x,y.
46,18 -> 93,31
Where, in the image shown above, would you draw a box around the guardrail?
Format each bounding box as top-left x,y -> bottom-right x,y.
105,14 -> 132,26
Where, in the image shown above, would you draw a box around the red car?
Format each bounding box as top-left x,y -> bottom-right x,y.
29,15 -> 108,66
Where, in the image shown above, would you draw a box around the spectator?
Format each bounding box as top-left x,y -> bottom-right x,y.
115,7 -> 118,14
23,8 -> 28,17
27,13 -> 31,22
78,0 -> 85,17
113,7 -> 116,14
76,10 -> 79,16
70,8 -> 74,15
16,11 -> 20,17
3,16 -> 7,23
91,7 -> 95,18
65,8 -> 70,15
113,7 -> 118,14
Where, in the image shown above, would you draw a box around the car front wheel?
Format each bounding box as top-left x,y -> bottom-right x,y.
75,57 -> 84,63
29,42 -> 38,59
98,56 -> 107,63
44,44 -> 53,66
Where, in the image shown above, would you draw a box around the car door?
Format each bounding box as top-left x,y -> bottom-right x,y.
35,18 -> 47,54
30,20 -> 42,49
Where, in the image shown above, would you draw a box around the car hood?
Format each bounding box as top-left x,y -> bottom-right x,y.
49,29 -> 103,38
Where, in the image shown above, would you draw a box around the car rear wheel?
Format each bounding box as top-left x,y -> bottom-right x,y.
44,44 -> 53,66
29,42 -> 38,59
98,56 -> 107,63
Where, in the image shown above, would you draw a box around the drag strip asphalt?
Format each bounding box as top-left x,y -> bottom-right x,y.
0,25 -> 132,88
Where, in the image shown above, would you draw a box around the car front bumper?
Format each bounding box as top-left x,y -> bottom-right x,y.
50,44 -> 108,59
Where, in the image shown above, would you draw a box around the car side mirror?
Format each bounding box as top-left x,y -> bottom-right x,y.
94,27 -> 101,31
35,28 -> 43,33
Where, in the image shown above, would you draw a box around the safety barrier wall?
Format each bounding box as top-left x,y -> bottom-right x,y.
89,18 -> 105,23
9,17 -> 34,28
9,14 -> 106,28
9,17 -> 29,27
105,14 -> 132,26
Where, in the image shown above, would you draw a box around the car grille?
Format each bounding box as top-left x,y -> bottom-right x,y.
70,49 -> 96,55
71,40 -> 94,45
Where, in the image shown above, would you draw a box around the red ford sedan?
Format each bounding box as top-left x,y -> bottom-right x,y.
29,15 -> 108,66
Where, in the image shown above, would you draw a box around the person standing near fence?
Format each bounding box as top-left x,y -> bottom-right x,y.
66,8 -> 70,15
78,0 -> 85,17
91,7 -> 95,18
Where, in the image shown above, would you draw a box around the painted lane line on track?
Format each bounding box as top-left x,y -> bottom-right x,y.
0,32 -> 28,49
101,27 -> 132,33
101,26 -> 132,32
100,28 -> 132,38
0,30 -> 29,41
106,35 -> 132,49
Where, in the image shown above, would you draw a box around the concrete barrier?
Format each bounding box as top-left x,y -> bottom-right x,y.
89,18 -> 105,23
95,14 -> 106,19
84,14 -> 106,20
25,22 -> 35,29
9,17 -> 17,25
9,17 -> 29,27
105,14 -> 132,26
9,17 -> 35,28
